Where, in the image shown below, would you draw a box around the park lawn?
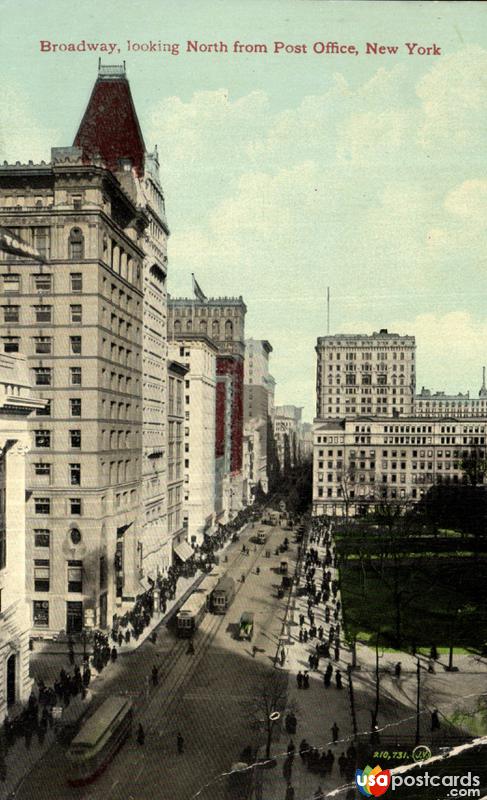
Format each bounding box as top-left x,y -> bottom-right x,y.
340,558 -> 486,651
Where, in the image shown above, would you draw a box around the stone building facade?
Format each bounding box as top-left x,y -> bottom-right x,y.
312,415 -> 487,517
316,330 -> 416,419
169,335 -> 217,546
168,296 -> 246,521
0,354 -> 45,719
244,338 -> 274,494
167,360 -> 192,564
0,64 -> 171,635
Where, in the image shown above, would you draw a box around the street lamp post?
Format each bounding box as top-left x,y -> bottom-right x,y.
415,658 -> 421,746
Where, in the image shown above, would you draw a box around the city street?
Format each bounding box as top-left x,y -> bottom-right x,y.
15,518 -> 295,800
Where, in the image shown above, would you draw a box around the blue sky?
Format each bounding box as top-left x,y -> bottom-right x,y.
1,0 -> 487,418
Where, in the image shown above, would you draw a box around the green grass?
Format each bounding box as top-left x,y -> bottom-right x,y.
340,559 -> 486,651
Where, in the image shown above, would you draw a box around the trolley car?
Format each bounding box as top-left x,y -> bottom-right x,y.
198,569 -> 222,610
66,696 -> 133,786
210,575 -> 236,614
176,590 -> 208,637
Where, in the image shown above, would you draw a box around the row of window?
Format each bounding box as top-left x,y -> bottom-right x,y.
34,496 -> 81,515
33,559 -> 83,593
34,462 -> 81,484
2,304 -> 82,325
2,272 -> 82,294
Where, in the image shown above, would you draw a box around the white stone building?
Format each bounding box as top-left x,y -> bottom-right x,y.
168,335 -> 217,547
0,354 -> 45,719
316,330 -> 416,420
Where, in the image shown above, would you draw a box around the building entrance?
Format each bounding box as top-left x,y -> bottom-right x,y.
66,601 -> 83,634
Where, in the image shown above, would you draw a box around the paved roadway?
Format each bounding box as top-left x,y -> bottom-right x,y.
16,517 -> 295,800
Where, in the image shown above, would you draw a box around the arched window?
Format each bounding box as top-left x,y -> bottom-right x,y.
212,320 -> 220,338
225,320 -> 233,340
174,319 -> 181,333
200,320 -> 207,333
103,234 -> 109,261
69,228 -> 84,260
186,319 -> 192,332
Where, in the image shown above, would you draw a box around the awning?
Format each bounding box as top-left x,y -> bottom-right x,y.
173,540 -> 194,562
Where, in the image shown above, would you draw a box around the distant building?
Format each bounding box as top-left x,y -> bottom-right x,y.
316,330 -> 416,420
168,295 -> 246,522
244,339 -> 274,495
274,405 -> 303,472
167,360 -> 192,566
168,335 -> 217,547
0,354 -> 45,719
415,370 -> 487,417
312,415 -> 487,517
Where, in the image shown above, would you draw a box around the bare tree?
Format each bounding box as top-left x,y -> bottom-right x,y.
241,672 -> 288,759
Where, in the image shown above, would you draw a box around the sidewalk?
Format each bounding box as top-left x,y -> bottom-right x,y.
261,524 -> 354,800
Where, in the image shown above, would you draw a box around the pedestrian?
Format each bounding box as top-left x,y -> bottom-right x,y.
303,630 -> 308,644
318,626 -> 324,641
111,646 -> 118,662
283,754 -> 293,781
252,645 -> 257,658
338,752 -> 347,777
428,658 -> 435,674
334,643 -> 340,662
287,739 -> 295,759
308,653 -> 314,670
299,738 -> 309,761
299,629 -> 303,643
118,631 -> 124,647
331,721 -> 339,743
303,671 -> 310,689
187,640 -> 195,655
395,661 -> 402,679
325,749 -> 335,774
430,644 -> 439,661
280,648 -> 286,667
137,723 -> 145,745
431,709 -> 441,731
335,669 -> 343,690
177,732 -> 184,753
297,671 -> 303,689
299,614 -> 305,627
285,783 -> 295,800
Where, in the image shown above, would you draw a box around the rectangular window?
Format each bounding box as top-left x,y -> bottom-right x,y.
36,399 -> 52,417
70,336 -> 82,355
3,274 -> 20,293
70,273 -> 83,292
70,305 -> 82,324
33,227 -> 50,258
70,398 -> 81,417
34,463 -> 51,477
67,561 -> 83,593
34,497 -> 50,514
3,305 -> 19,323
33,600 -> 49,627
34,305 -> 52,324
34,430 -> 51,448
70,498 -> 82,515
34,337 -> 52,355
33,367 -> 52,386
2,336 -> 20,353
69,463 -> 81,486
70,367 -> 82,386
69,430 -> 81,449
34,529 -> 50,548
34,560 -> 50,592
33,274 -> 52,292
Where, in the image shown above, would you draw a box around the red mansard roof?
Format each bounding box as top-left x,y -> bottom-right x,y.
74,69 -> 145,177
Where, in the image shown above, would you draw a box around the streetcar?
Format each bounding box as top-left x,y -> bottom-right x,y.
198,568 -> 222,610
176,589 -> 208,637
66,696 -> 133,786
210,575 -> 236,614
